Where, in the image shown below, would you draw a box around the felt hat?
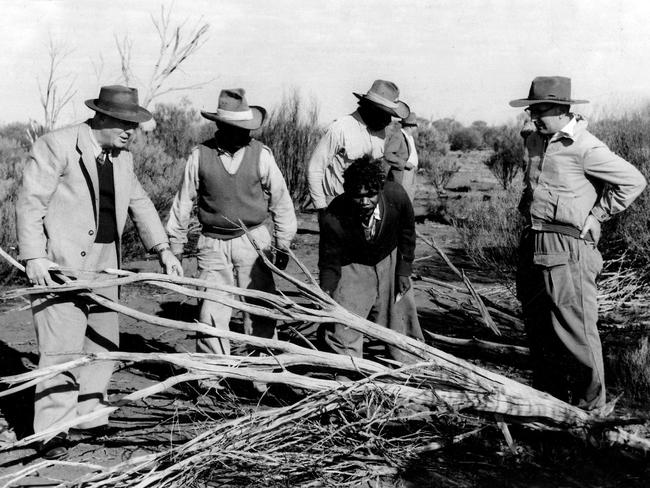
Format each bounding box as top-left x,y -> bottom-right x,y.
85,85 -> 152,123
400,112 -> 418,127
353,80 -> 410,118
201,88 -> 266,130
509,76 -> 589,107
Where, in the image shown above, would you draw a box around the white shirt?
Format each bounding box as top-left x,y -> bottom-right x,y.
307,111 -> 386,209
165,143 -> 297,254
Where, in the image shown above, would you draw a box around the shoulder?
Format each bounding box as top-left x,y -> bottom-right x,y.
383,181 -> 409,201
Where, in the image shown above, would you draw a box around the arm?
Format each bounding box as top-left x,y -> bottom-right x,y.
384,130 -> 410,171
165,149 -> 200,256
395,187 -> 416,278
17,135 -> 65,286
259,148 -> 297,251
583,144 -> 647,222
318,212 -> 344,295
307,126 -> 342,210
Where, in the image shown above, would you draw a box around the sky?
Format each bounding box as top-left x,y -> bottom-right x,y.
1,0 -> 649,128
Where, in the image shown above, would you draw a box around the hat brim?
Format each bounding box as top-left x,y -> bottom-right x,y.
85,99 -> 152,123
200,106 -> 266,130
509,98 -> 589,108
353,93 -> 410,119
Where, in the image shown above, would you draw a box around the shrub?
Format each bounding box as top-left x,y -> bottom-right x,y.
255,90 -> 323,209
0,136 -> 28,283
424,154 -> 461,194
451,184 -> 524,280
449,127 -> 483,151
608,335 -> 650,403
150,100 -> 211,160
483,124 -> 525,189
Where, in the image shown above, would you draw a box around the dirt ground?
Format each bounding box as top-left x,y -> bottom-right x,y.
1,160 -> 649,486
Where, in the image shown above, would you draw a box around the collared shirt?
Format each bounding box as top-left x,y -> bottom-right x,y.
166,143 -> 297,254
307,111 -> 386,209
361,202 -> 382,241
520,116 -> 646,231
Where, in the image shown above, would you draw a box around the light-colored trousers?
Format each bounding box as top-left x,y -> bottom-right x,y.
517,230 -> 605,410
196,225 -> 276,355
322,249 -> 424,363
32,242 -> 118,434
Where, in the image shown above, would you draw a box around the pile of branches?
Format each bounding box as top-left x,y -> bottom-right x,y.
1,238 -> 649,487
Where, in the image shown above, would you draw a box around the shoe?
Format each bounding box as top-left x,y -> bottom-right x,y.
38,433 -> 68,460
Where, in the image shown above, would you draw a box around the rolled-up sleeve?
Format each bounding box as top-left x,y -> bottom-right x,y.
260,148 -> 297,250
584,144 -> 647,221
165,148 -> 200,255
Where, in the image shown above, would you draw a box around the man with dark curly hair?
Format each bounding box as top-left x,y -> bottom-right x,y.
318,156 -> 423,363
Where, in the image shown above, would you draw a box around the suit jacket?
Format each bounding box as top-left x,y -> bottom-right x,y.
17,121 -> 167,270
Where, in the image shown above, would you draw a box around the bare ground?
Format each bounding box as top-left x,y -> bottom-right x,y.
1,158 -> 649,486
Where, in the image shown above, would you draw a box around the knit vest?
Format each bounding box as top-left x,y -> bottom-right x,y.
197,139 -> 268,239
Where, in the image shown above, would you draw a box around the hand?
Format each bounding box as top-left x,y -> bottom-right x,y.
274,248 -> 290,270
160,249 -> 184,277
397,275 -> 411,295
25,258 -> 58,287
580,214 -> 601,242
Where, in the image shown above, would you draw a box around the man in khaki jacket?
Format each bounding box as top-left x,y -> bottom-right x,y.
511,76 -> 646,410
17,85 -> 182,458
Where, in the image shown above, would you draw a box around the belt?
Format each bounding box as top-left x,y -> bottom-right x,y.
530,223 -> 594,242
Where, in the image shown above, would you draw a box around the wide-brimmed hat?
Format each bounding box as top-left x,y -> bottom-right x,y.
85,85 -> 152,123
201,89 -> 266,130
509,76 -> 589,107
353,80 -> 410,119
400,112 -> 418,127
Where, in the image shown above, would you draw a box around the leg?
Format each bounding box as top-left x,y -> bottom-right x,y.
76,242 -> 120,428
196,235 -> 235,355
371,250 -> 423,364
232,226 -> 277,343
323,263 -> 377,357
32,296 -> 88,434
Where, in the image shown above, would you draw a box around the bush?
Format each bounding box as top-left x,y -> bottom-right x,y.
451,184 -> 524,280
150,100 -> 211,160
256,90 -> 323,209
449,127 -> 483,151
0,136 -> 28,283
483,125 -> 525,189
608,335 -> 650,403
424,154 -> 461,194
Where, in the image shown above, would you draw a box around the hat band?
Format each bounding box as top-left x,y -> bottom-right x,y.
96,99 -> 142,113
216,108 -> 254,121
364,91 -> 399,108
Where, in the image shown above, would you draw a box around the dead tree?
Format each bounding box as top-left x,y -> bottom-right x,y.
38,36 -> 77,131
114,5 -> 212,109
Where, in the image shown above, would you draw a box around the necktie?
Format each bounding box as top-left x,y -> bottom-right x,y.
97,149 -> 110,166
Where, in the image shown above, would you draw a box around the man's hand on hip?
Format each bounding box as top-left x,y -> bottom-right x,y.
25,258 -> 59,287
580,214 -> 600,241
160,249 -> 184,277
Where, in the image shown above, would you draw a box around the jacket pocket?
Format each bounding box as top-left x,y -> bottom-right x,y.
554,194 -> 582,227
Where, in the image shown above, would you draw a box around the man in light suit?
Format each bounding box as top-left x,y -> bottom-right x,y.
17,85 -> 182,459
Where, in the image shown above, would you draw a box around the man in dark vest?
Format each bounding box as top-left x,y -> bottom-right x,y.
166,88 -> 297,360
17,85 -> 183,459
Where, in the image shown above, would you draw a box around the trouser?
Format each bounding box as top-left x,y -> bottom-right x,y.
196,225 -> 276,355
32,242 -> 119,434
516,230 -> 605,410
322,249 -> 424,363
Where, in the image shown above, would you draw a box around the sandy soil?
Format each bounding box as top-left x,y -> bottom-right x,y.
1,162 -> 649,486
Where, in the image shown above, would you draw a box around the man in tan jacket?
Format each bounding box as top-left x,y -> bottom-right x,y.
17,85 -> 182,458
511,76 -> 646,410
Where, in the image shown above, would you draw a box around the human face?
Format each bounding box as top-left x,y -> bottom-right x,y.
359,101 -> 392,131
350,185 -> 380,219
526,103 -> 568,135
93,115 -> 139,149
